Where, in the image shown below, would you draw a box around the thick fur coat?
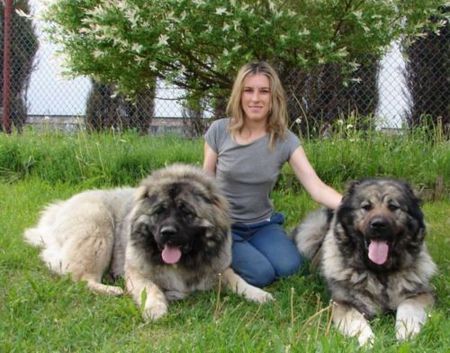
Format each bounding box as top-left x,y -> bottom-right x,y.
293,178 -> 437,345
25,164 -> 272,320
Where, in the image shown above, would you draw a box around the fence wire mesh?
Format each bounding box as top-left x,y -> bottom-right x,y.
1,3 -> 449,137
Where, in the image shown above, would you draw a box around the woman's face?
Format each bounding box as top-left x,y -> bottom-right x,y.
241,73 -> 271,123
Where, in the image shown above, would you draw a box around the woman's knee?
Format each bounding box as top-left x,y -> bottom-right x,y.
273,250 -> 304,278
232,259 -> 276,288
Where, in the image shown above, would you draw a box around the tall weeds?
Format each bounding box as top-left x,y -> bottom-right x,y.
0,127 -> 448,198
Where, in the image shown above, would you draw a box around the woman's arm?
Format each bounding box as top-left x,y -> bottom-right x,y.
203,142 -> 218,177
289,146 -> 342,209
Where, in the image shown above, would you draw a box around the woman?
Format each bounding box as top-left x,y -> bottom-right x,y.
203,61 -> 342,288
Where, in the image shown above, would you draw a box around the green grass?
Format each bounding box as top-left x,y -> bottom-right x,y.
1,179 -> 449,353
0,130 -> 203,187
0,128 -> 448,194
0,129 -> 449,352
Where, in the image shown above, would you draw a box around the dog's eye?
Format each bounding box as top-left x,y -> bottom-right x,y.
153,205 -> 166,215
388,204 -> 399,211
361,202 -> 372,211
178,203 -> 194,217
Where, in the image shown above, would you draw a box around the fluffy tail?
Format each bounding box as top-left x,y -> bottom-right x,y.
24,227 -> 45,247
23,202 -> 64,247
292,208 -> 332,260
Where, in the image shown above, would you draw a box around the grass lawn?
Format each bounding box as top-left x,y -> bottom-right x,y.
1,178 -> 449,353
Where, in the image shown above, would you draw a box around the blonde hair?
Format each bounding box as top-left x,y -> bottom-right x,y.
226,61 -> 288,148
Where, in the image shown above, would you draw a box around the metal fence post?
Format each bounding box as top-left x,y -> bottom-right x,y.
2,0 -> 13,133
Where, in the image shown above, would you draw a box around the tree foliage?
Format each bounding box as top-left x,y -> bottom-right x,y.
85,80 -> 155,132
404,5 -> 449,137
1,0 -> 38,131
44,0 -> 447,125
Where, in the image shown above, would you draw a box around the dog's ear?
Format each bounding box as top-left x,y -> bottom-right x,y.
340,179 -> 360,206
399,180 -> 425,228
134,185 -> 148,201
344,180 -> 361,194
206,188 -> 229,212
400,180 -> 423,206
338,180 -> 362,210
134,185 -> 159,204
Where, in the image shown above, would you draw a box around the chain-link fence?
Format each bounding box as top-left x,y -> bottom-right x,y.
1,2 -> 449,137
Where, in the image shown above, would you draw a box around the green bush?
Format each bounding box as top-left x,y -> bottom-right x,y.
44,0 -> 445,100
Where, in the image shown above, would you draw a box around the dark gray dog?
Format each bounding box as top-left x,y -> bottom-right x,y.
293,178 -> 437,346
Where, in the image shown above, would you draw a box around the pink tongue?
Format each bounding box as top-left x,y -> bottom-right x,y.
368,240 -> 389,265
161,245 -> 182,264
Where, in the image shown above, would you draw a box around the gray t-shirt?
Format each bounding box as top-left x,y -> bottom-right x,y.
205,118 -> 300,224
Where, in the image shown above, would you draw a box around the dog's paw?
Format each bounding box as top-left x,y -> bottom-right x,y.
357,328 -> 375,347
142,300 -> 168,321
245,287 -> 274,303
395,318 -> 422,341
336,311 -> 374,347
86,281 -> 124,296
104,285 -> 125,296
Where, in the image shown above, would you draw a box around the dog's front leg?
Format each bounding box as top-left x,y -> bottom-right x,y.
222,268 -> 274,303
332,301 -> 374,346
125,265 -> 168,321
396,292 -> 434,341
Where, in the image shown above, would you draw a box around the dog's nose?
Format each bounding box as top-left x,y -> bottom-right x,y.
369,217 -> 388,231
160,225 -> 177,238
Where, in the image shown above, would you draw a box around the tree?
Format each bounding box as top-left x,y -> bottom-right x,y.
43,0 -> 446,131
1,0 -> 38,131
282,56 -> 380,135
85,80 -> 155,133
404,5 -> 449,137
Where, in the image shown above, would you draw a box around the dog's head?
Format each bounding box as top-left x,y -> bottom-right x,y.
335,178 -> 425,271
129,164 -> 231,268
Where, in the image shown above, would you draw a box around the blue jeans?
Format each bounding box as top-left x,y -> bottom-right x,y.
231,213 -> 303,288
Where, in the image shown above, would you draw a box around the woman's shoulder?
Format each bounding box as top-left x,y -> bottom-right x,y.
282,128 -> 300,144
205,118 -> 231,147
274,129 -> 300,158
206,117 -> 230,135
209,117 -> 230,129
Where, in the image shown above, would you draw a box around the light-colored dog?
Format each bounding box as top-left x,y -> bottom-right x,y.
25,164 -> 273,320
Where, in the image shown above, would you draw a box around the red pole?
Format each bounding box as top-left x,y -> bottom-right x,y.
2,0 -> 13,133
